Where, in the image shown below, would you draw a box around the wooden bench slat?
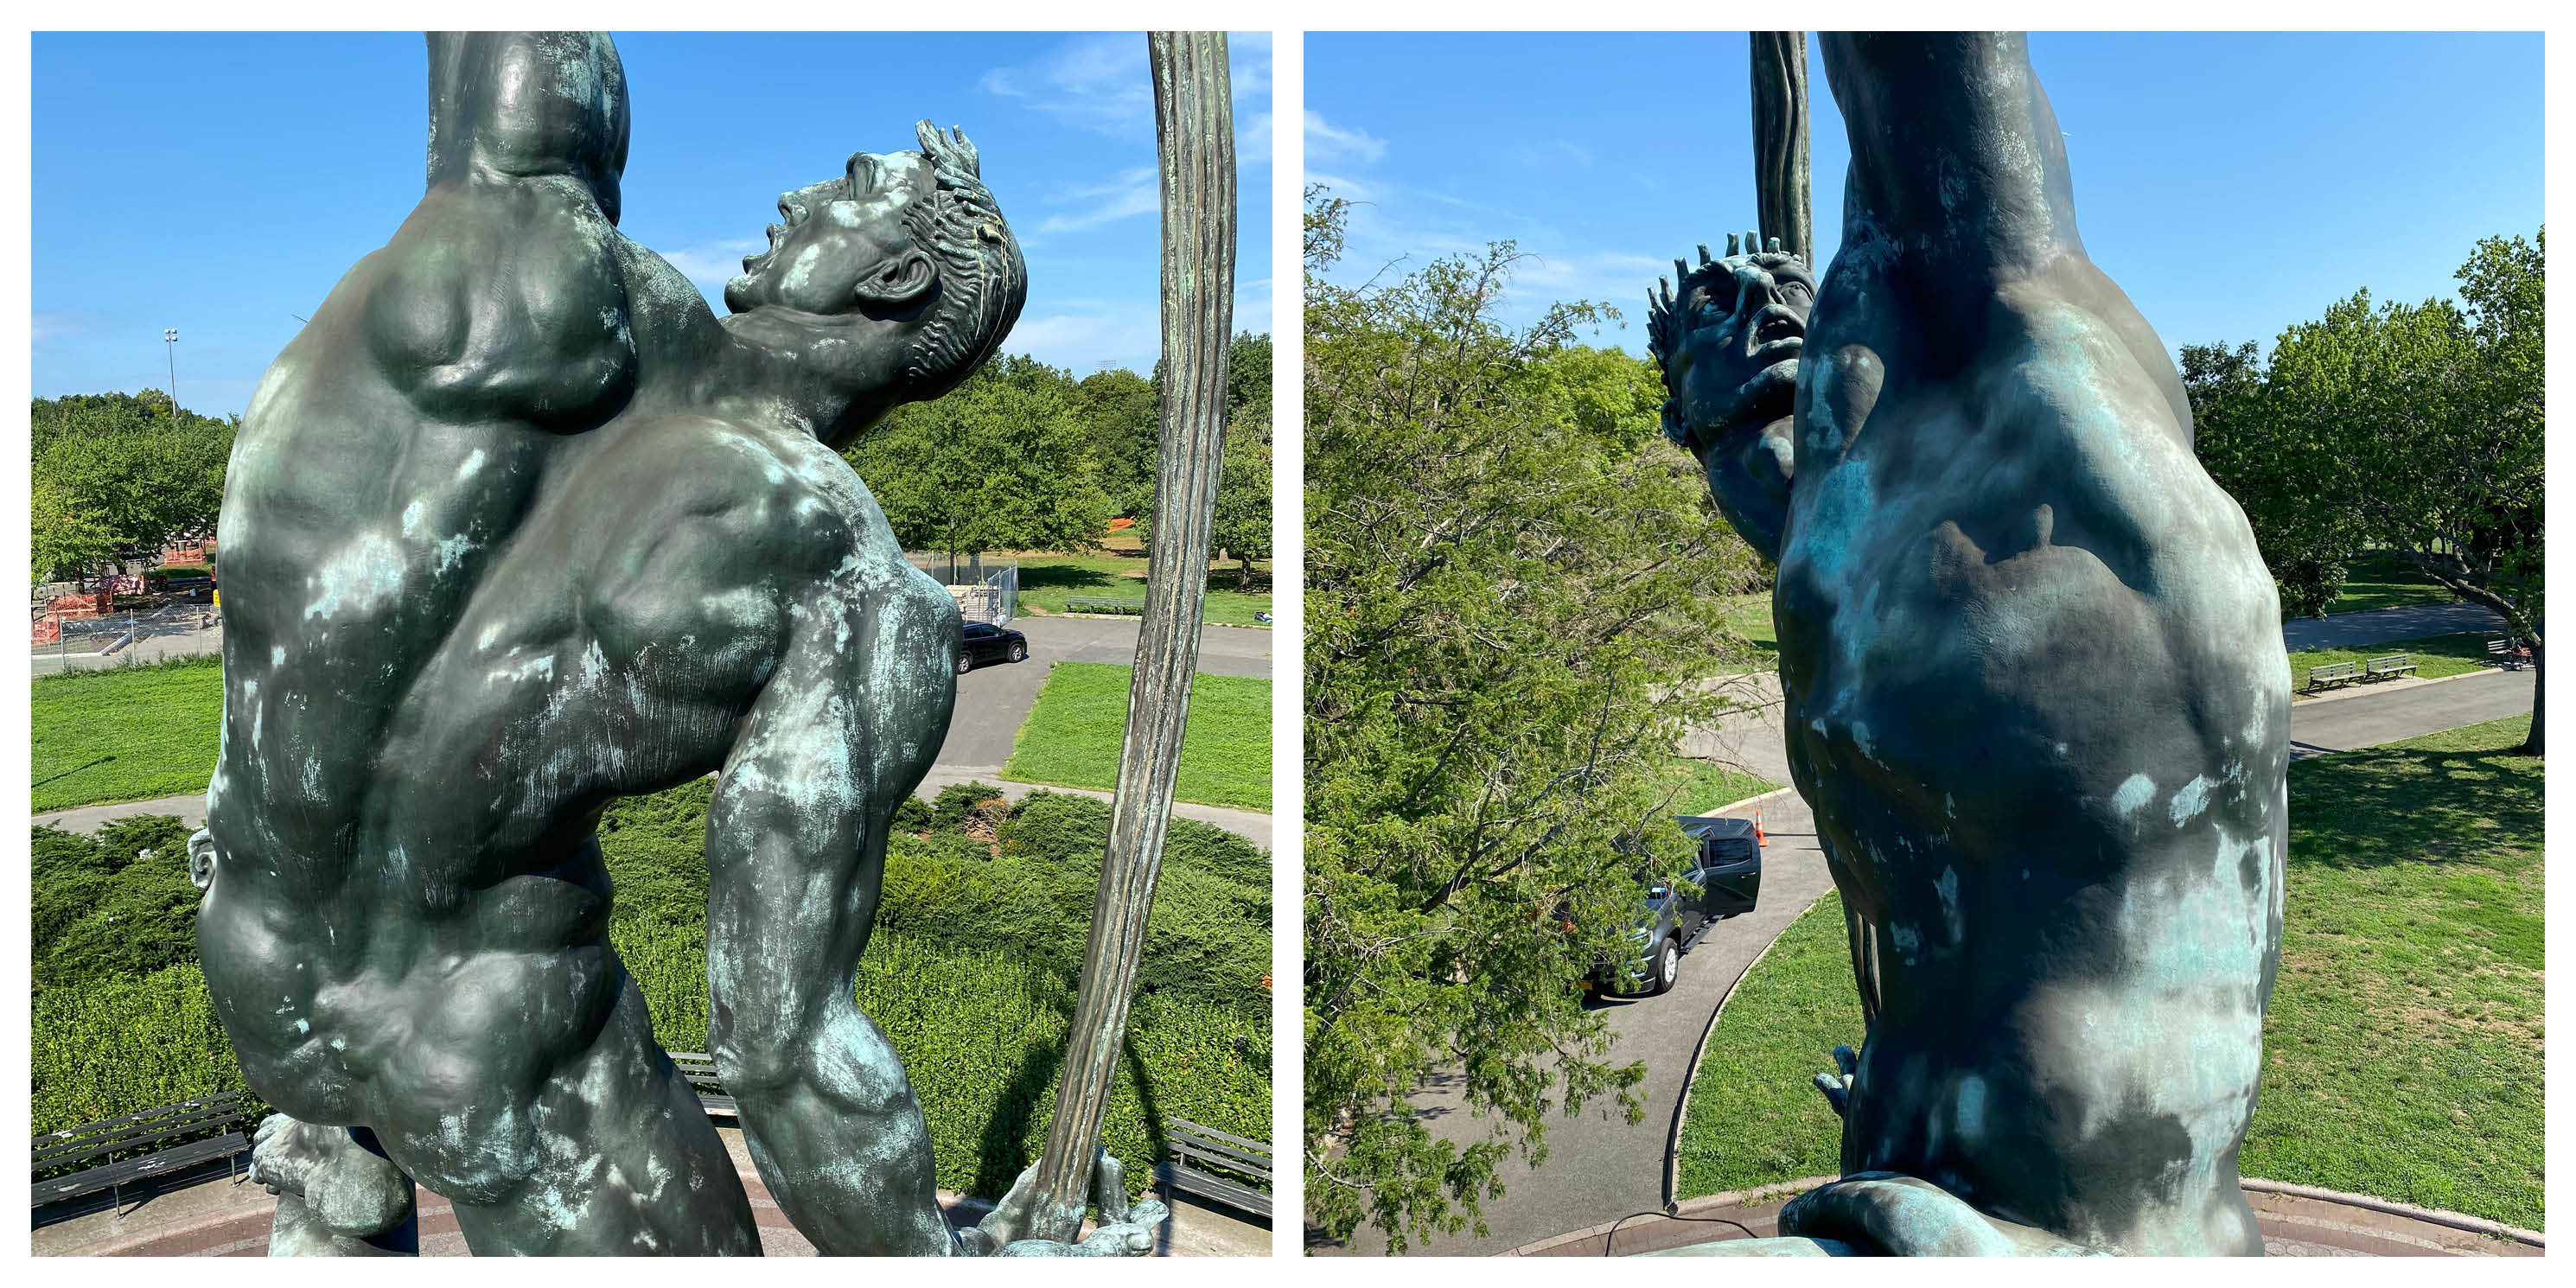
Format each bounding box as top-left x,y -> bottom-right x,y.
33,1131 -> 248,1207
1170,1138 -> 1272,1178
31,1093 -> 243,1146
33,1100 -> 249,1170
1166,1118 -> 1270,1155
1153,1161 -> 1272,1219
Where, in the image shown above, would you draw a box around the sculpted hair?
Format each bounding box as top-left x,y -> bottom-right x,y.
892,121 -> 1030,398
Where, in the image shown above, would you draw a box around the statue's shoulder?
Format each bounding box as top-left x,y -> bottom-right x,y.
353,176 -> 640,435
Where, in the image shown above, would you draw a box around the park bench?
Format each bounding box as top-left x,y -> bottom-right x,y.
2489,639 -> 2530,670
665,1052 -> 738,1119
2364,654 -> 2419,682
1063,596 -> 1148,616
31,1092 -> 252,1213
2303,660 -> 2363,692
1152,1117 -> 1272,1221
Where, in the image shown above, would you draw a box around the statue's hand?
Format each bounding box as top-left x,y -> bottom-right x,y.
960,1150 -> 1166,1257
1810,1044 -> 1859,1118
249,1115 -> 414,1239
1781,1173 -> 2094,1256
248,1113 -> 328,1200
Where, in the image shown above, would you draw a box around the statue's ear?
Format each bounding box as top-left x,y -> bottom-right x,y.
852,251 -> 939,313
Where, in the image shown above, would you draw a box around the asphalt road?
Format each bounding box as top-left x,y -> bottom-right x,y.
36,613 -> 1278,845
2280,602 -> 2502,651
1310,784 -> 1832,1257
930,615 -> 1275,767
1318,657 -> 2535,1256
2290,667 -> 2534,760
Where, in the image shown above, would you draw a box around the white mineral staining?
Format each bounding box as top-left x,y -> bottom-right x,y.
2169,775 -> 2214,826
304,530 -> 405,622
2112,773 -> 2154,817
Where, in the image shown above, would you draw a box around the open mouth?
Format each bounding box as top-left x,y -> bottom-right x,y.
1751,307 -> 1803,349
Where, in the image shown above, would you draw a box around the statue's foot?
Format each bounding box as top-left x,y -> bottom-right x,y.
1779,1173 -> 2093,1256
965,1149 -> 1169,1256
251,1115 -> 416,1241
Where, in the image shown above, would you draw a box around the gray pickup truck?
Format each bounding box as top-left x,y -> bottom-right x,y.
1588,816 -> 1764,997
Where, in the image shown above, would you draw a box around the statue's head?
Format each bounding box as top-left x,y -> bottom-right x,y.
1648,233 -> 1814,559
725,121 -> 1028,403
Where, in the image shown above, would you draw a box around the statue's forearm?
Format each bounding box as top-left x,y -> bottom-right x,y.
424,32 -> 628,217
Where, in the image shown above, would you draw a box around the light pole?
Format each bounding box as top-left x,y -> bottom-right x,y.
163,328 -> 180,412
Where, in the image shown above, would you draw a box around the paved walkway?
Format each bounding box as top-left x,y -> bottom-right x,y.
2280,602 -> 2502,651
33,1125 -> 1268,1257
1337,639 -> 2535,1256
35,614 -> 1275,848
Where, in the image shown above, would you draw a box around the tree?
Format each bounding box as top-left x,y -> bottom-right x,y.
1209,412 -> 1272,589
29,391 -> 234,584
2189,229 -> 2544,752
1074,366 -> 1160,520
844,355 -> 1114,571
1304,191 -> 1767,1250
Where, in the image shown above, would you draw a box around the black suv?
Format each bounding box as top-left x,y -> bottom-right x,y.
1589,816 -> 1764,996
958,621 -> 1030,673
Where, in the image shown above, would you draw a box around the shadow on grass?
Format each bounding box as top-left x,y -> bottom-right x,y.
2287,745 -> 2542,877
1020,563 -> 1135,594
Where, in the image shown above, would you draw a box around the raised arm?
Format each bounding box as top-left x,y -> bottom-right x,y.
424,31 -> 629,221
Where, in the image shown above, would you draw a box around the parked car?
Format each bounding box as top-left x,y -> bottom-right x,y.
1587,816 -> 1764,997
958,621 -> 1030,673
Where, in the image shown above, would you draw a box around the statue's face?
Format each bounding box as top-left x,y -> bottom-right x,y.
724,150 -> 938,316
1663,252 -> 1814,449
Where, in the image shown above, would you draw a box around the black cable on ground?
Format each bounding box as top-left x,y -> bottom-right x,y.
1600,1210 -> 1760,1256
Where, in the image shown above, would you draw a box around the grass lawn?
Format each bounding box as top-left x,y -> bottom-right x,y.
1714,594 -> 1781,674
1663,756 -> 1782,816
2286,631 -> 2501,698
2316,551 -> 2458,618
1010,548 -> 1272,628
32,655 -> 222,813
1003,662 -> 1272,812
1676,717 -> 2544,1230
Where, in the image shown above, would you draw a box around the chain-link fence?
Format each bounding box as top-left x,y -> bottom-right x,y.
32,603 -> 222,678
907,553 -> 1019,626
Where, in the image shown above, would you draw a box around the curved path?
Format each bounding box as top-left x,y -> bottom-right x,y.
1320,647 -> 2534,1255
34,615 -> 1277,848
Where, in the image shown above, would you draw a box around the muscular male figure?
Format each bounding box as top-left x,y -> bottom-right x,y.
195,32 -> 1151,1255
1652,33 -> 2287,1255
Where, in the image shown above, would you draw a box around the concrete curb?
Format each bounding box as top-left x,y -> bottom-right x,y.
1659,911 -> 1801,1213
1510,1176 -> 2542,1256
2237,1178 -> 2544,1248
1663,784 -> 1825,1211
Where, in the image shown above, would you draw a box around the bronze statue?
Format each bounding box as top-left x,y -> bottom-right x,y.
192,31 -> 1158,1255
1650,32 -> 2288,1255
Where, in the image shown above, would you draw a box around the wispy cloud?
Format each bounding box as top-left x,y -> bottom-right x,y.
1035,166 -> 1159,235
1005,309 -> 1161,373
660,239 -> 763,295
1305,112 -> 1387,166
34,312 -> 79,341
1511,139 -> 1595,171
980,34 -> 1152,137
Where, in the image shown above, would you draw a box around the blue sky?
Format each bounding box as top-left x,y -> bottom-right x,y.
32,31 -> 1273,417
1307,31 -> 2544,360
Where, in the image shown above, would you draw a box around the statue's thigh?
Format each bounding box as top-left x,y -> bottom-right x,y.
442,982 -> 761,1255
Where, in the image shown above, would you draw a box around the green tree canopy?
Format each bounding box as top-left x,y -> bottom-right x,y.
2189,228 -> 2544,751
29,391 -> 234,585
1304,191 -> 1768,1250
844,354 -> 1115,568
